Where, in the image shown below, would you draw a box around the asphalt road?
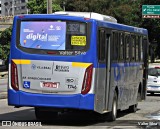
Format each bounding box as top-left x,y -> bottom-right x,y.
0,95 -> 160,129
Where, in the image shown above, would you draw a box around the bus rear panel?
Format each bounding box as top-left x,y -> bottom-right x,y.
8,15 -> 96,111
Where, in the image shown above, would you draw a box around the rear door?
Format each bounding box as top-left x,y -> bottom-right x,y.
104,32 -> 111,110
95,29 -> 111,113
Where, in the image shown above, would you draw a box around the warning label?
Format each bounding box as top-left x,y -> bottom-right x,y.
71,36 -> 86,46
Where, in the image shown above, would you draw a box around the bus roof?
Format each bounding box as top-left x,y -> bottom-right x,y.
54,11 -> 117,23
15,12 -> 148,35
54,11 -> 147,35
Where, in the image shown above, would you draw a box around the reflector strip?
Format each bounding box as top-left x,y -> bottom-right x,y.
72,62 -> 91,68
12,59 -> 31,64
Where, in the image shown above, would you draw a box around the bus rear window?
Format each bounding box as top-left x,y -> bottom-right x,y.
19,21 -> 87,51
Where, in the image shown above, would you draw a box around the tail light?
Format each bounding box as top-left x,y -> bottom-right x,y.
11,60 -> 19,91
81,64 -> 93,95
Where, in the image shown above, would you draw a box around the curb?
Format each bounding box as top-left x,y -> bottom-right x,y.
0,92 -> 7,99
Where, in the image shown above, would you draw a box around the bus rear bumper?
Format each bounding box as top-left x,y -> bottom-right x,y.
8,89 -> 94,110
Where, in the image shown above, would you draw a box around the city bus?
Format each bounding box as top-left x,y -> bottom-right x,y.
8,11 -> 149,121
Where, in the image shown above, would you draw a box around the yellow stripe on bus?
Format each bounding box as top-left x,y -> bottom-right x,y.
72,62 -> 91,68
12,59 -> 31,64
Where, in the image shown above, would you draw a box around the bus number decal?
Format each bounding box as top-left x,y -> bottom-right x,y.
71,36 -> 86,46
68,85 -> 77,89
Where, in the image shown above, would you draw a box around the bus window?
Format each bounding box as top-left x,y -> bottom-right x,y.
140,36 -> 143,61
19,21 -> 88,51
131,35 -> 135,61
125,34 -> 130,61
98,29 -> 106,62
66,22 -> 87,50
119,33 -> 124,61
113,32 -> 119,61
135,36 -> 139,61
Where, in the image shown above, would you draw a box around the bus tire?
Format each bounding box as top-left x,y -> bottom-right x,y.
35,107 -> 58,120
128,91 -> 140,113
128,104 -> 137,113
137,90 -> 141,101
108,91 -> 118,121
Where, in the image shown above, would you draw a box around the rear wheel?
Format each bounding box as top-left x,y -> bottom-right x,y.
98,91 -> 118,121
108,91 -> 118,121
35,107 -> 58,120
128,104 -> 137,113
128,92 -> 140,113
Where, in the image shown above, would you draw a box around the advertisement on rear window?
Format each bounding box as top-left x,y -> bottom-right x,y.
20,22 -> 66,50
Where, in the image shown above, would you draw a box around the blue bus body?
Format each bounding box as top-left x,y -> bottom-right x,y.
8,13 -> 148,121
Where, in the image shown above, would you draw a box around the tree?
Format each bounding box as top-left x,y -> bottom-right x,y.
58,0 -> 141,26
0,26 -> 12,62
27,0 -> 62,14
106,0 -> 141,26
58,0 -> 112,13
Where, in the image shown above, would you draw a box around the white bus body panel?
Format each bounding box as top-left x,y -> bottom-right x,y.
10,59 -> 93,94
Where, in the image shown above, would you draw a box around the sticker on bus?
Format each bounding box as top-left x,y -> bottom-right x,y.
20,21 -> 66,50
23,81 -> 31,89
71,36 -> 86,46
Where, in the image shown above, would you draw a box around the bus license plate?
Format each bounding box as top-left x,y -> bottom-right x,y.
42,82 -> 59,88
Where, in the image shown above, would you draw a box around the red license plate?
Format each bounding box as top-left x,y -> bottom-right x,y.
42,82 -> 59,88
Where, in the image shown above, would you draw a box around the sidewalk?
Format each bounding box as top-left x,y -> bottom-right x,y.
0,92 -> 7,99
0,71 -> 8,99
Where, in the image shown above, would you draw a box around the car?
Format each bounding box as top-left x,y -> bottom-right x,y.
147,64 -> 160,95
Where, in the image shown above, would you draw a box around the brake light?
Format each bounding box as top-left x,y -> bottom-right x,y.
11,60 -> 19,91
81,64 -> 93,95
155,67 -> 160,69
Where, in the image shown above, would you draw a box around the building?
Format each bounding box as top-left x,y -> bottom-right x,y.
1,0 -> 28,16
0,0 -> 2,16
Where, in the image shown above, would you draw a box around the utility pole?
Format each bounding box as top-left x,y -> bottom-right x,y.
12,0 -> 14,16
63,1 -> 66,11
47,0 -> 52,14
